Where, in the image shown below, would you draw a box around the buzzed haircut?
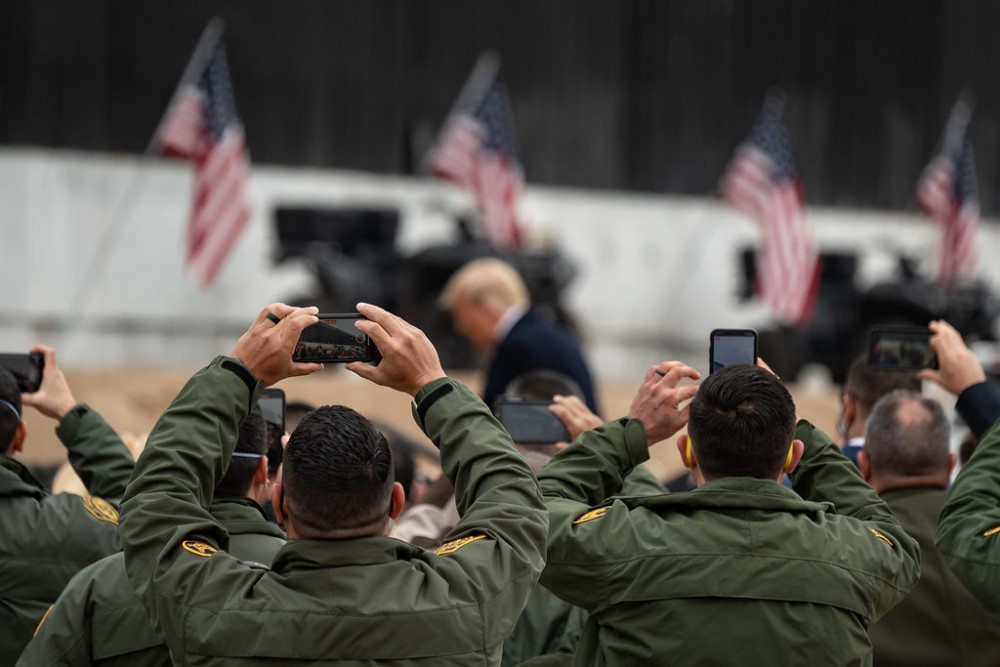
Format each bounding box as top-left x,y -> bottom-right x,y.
688,365 -> 796,480
439,257 -> 531,311
864,390 -> 950,476
0,367 -> 21,450
844,354 -> 921,417
283,405 -> 394,533
216,409 -> 268,497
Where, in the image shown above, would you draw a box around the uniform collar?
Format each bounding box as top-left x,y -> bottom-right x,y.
210,496 -> 286,539
0,454 -> 46,498
622,476 -> 833,514
270,536 -> 424,574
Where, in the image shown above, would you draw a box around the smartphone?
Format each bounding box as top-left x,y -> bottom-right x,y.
868,327 -> 937,371
292,313 -> 376,363
709,329 -> 758,374
0,353 -> 44,393
494,397 -> 571,445
259,388 -> 286,474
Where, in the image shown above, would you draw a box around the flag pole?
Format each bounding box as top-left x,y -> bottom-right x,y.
61,18 -> 225,352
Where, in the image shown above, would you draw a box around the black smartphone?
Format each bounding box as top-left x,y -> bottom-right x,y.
259,388 -> 286,474
494,397 -> 571,445
292,313 -> 376,363
869,327 -> 937,371
0,353 -> 44,393
709,329 -> 758,374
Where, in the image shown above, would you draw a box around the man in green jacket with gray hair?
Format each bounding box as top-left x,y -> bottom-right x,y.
118,302 -> 547,665
539,361 -> 921,666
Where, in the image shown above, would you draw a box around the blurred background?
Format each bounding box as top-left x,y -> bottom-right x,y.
2,1 -> 999,467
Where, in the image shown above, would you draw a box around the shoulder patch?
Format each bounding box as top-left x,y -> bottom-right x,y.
83,496 -> 119,525
436,534 -> 487,555
869,528 -> 895,548
181,540 -> 218,557
983,526 -> 1000,538
573,506 -> 610,525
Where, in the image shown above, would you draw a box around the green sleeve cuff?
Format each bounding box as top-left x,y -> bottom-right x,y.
623,418 -> 652,469
56,403 -> 94,447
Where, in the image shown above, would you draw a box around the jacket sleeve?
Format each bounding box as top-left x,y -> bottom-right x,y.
16,566 -> 97,667
413,378 -> 548,645
790,419 -> 921,619
936,415 -> 1000,619
954,381 -> 1000,440
56,405 -> 134,504
535,418 -> 651,610
118,356 -> 261,638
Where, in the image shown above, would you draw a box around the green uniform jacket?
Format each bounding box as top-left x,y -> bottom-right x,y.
937,415 -> 1000,619
0,405 -> 132,664
871,487 -> 1000,667
538,418 -> 921,667
17,497 -> 286,666
118,357 -> 548,666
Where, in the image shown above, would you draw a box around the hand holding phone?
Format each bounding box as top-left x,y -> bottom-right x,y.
292,313 -> 376,363
494,397 -> 570,445
868,327 -> 937,371
709,329 -> 758,374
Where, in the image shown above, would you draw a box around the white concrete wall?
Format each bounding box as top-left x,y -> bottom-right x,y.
1,147 -> 998,382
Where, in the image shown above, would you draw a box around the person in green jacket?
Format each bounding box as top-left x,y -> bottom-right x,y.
18,408 -> 286,666
0,345 -> 133,664
859,389 -> 1000,667
118,302 -> 548,666
539,361 -> 921,667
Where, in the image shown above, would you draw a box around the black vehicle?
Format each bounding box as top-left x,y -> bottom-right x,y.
272,205 -> 578,369
743,249 -> 1000,383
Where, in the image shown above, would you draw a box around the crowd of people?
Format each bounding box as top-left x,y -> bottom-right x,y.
3,257 -> 1000,665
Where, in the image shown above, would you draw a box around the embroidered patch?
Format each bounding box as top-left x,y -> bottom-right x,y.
436,534 -> 487,555
181,540 -> 218,557
983,526 -> 1000,538
869,528 -> 894,548
83,496 -> 119,525
573,506 -> 610,525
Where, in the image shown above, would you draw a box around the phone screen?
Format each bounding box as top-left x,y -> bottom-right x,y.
494,399 -> 571,445
0,353 -> 44,393
292,314 -> 375,363
869,328 -> 937,371
258,388 -> 285,474
710,329 -> 758,374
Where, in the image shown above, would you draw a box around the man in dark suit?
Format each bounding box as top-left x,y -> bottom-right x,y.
440,258 -> 599,414
860,389 -> 1000,667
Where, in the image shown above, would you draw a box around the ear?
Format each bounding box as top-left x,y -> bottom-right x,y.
389,481 -> 406,521
10,421 -> 26,455
254,456 -> 270,486
842,394 -> 857,430
270,483 -> 287,525
783,439 -> 805,474
676,434 -> 696,469
857,450 -> 872,482
946,452 -> 957,477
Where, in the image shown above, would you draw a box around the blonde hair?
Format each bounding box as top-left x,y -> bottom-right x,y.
439,258 -> 530,310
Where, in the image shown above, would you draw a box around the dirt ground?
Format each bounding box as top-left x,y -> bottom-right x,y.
18,365 -> 843,487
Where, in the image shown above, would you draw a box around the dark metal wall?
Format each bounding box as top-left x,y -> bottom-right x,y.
1,1 -> 997,213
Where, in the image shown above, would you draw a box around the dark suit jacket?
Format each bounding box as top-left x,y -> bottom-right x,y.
870,487 -> 1000,667
483,310 -> 599,414
955,380 -> 1000,439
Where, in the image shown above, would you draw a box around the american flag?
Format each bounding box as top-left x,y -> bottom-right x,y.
426,56 -> 523,248
720,95 -> 820,326
157,35 -> 250,287
916,101 -> 980,285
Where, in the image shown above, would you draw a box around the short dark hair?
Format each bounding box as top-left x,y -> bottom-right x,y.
217,409 -> 268,497
283,405 -> 393,533
688,365 -> 796,480
864,390 -> 950,476
844,354 -> 921,417
0,367 -> 22,451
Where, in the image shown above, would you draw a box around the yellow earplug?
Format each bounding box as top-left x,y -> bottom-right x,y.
684,437 -> 696,469
783,445 -> 794,473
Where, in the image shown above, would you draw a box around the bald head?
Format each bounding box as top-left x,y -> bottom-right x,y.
864,390 -> 951,484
